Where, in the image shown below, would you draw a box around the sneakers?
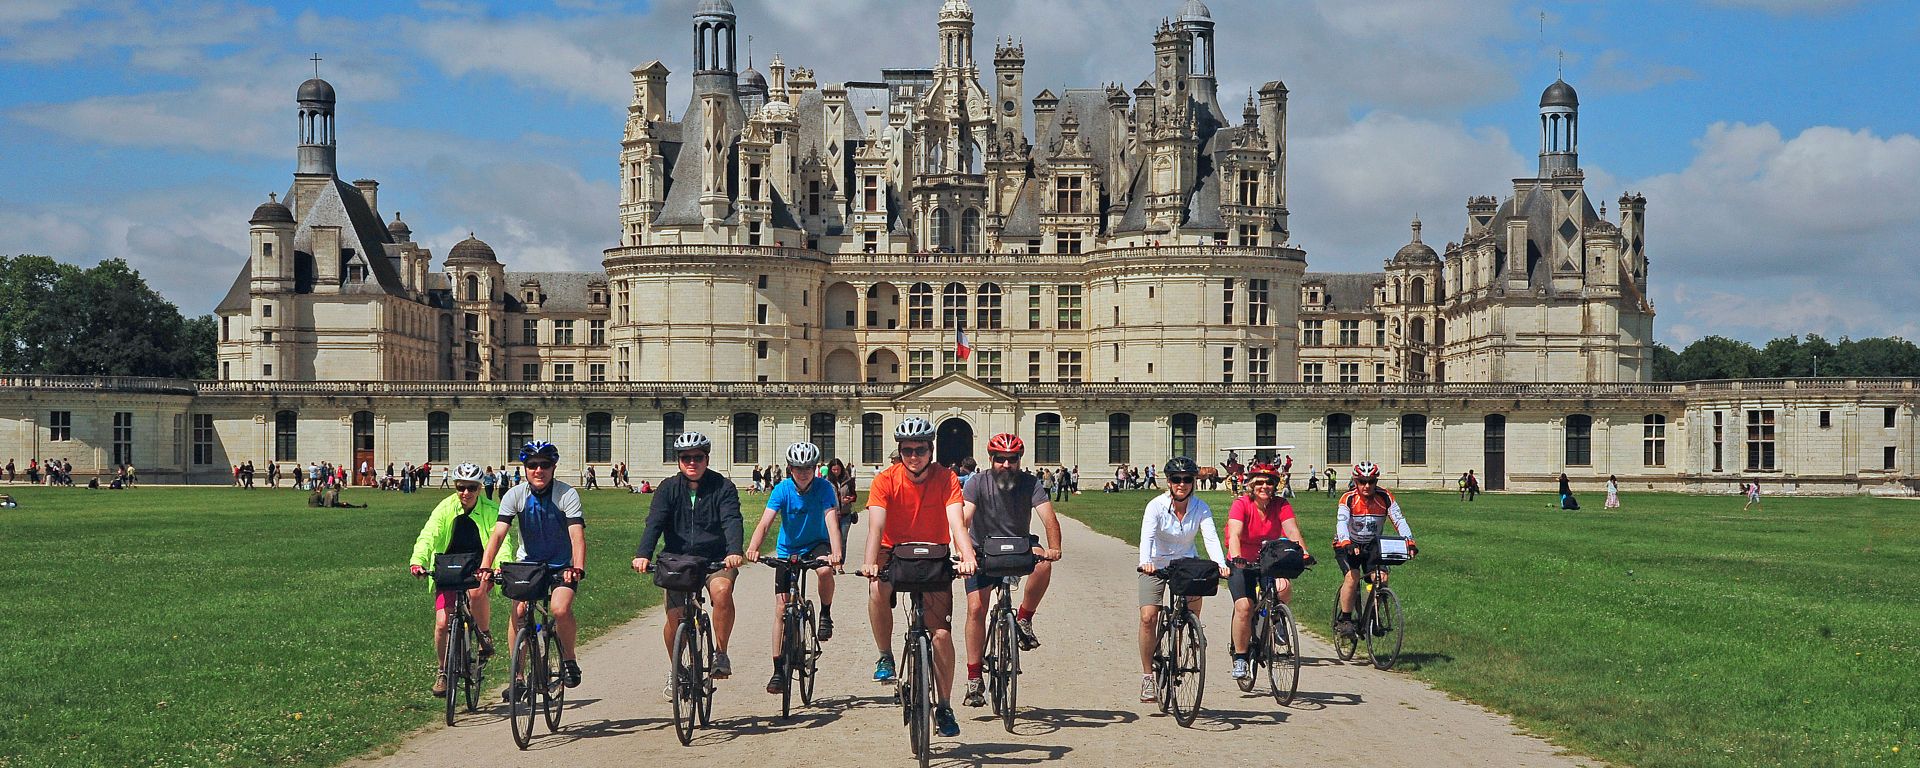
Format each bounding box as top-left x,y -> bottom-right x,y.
661,672 -> 675,702
766,671 -> 787,695
712,652 -> 733,680
1138,674 -> 1157,703
1334,619 -> 1359,639
502,681 -> 526,703
1230,657 -> 1249,679
561,659 -> 582,688
963,677 -> 986,707
934,704 -> 960,737
1015,617 -> 1041,650
873,655 -> 897,683
475,631 -> 494,663
431,672 -> 449,697
817,615 -> 834,642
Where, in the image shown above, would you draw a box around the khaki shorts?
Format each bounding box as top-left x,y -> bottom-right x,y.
665,566 -> 738,610
1138,571 -> 1169,607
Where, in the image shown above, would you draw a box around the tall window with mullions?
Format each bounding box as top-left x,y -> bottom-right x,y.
426,411 -> 449,464
1255,413 -> 1277,462
274,410 -> 299,463
1171,413 -> 1198,460
507,412 -> 534,464
1107,413 -> 1130,465
1035,413 -> 1062,464
732,412 -> 760,465
861,413 -> 885,464
1326,413 -> 1353,465
661,411 -> 685,462
586,412 -> 612,463
809,412 -> 836,461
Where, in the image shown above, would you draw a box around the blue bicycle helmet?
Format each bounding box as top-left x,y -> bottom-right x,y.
518,440 -> 560,464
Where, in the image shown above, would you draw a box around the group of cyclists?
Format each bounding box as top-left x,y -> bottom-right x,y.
407,419 -> 1416,740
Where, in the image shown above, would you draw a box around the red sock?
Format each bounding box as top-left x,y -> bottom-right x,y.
1016,608 -> 1035,621
967,663 -> 983,679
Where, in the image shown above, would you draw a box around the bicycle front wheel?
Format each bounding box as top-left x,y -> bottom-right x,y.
1367,587 -> 1404,670
1268,602 -> 1301,706
997,608 -> 1020,732
509,627 -> 537,749
1168,613 -> 1206,727
670,620 -> 698,746
697,613 -> 716,726
462,616 -> 485,713
442,615 -> 463,726
899,637 -> 928,762
1240,608 -> 1268,694
541,626 -> 565,731
1333,588 -> 1360,661
780,607 -> 799,719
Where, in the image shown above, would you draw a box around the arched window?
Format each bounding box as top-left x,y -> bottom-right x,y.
1256,413 -> 1278,462
1401,414 -> 1428,465
733,412 -> 760,465
810,412 -> 836,461
1566,414 -> 1593,466
931,209 -> 952,252
661,411 -> 685,463
1035,413 -> 1062,464
960,208 -> 981,252
464,273 -> 480,302
274,410 -> 298,462
427,411 -> 450,464
862,412 -> 885,464
1171,413 -> 1198,460
1411,317 -> 1426,344
507,411 -> 534,465
907,282 -> 935,329
586,412 -> 612,463
1326,413 -> 1353,465
1412,277 -> 1426,304
942,282 -> 968,328
1108,413 -> 1131,465
975,283 -> 1003,329
1435,318 -> 1447,345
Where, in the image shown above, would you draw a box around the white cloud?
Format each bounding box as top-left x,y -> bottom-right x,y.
0,187 -> 252,315
0,1 -> 275,64
417,159 -> 618,274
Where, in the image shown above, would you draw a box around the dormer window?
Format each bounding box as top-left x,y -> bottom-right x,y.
525,291 -> 536,303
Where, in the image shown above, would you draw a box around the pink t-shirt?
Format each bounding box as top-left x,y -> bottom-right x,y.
1227,495 -> 1296,559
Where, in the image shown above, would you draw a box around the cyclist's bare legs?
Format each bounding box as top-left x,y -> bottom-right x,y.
469,584 -> 492,636
964,586 -> 989,668
551,586 -> 578,660
1019,558 -> 1052,614
868,578 -> 894,657
924,589 -> 957,701
815,564 -> 835,607
1137,604 -> 1160,674
1339,569 -> 1361,614
1231,596 -> 1254,654
708,572 -> 736,654
770,591 -> 789,658
433,605 -> 451,667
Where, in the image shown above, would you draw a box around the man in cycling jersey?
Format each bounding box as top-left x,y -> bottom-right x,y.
478,441 -> 587,691
409,462 -> 511,697
859,417 -> 976,738
1224,461 -> 1308,680
632,431 -> 746,686
1136,456 -> 1229,702
746,441 -> 844,695
959,433 -> 1063,708
1334,461 -> 1416,639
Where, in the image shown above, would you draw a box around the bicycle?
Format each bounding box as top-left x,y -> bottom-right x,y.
1332,539 -> 1409,670
879,544 -> 957,768
1143,566 -> 1210,728
763,554 -> 832,719
493,563 -> 567,750
431,559 -> 489,725
652,559 -> 727,746
980,573 -> 1024,733
1229,554 -> 1309,706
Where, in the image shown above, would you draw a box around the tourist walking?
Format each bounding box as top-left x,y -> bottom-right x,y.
1743,481 -> 1762,511
1605,475 -> 1620,509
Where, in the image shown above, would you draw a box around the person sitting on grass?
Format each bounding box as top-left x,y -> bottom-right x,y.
0,494 -> 17,508
409,463 -> 513,697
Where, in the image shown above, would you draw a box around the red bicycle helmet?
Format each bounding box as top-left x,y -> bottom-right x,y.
986,433 -> 1025,457
1353,461 -> 1381,480
1248,462 -> 1281,480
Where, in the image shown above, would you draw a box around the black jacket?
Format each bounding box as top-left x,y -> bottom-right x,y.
637,471 -> 743,563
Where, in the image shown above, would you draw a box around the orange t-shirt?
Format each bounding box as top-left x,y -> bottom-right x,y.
866,463 -> 963,548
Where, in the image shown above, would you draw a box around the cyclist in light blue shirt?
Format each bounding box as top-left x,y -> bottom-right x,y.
745,441 -> 844,694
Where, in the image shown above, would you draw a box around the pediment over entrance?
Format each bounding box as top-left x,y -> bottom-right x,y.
894,373 -> 1015,404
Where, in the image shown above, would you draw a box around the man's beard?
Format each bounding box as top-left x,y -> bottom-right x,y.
992,465 -> 1019,493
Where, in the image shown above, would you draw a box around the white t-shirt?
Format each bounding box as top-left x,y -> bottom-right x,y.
1137,492 -> 1225,569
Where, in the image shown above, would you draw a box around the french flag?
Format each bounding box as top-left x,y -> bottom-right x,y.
955,325 -> 972,361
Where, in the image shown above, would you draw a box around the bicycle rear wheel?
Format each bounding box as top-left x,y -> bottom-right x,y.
798,601 -> 820,706
462,616 -> 485,713
1269,601 -> 1301,706
1367,587 -> 1404,670
509,627 -> 537,749
1168,612 -> 1206,727
899,636 -> 928,763
442,615 -> 463,726
998,608 -> 1019,732
541,625 -> 564,731
669,621 -> 698,746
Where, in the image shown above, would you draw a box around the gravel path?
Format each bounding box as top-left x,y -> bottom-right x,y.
353,513 -> 1597,767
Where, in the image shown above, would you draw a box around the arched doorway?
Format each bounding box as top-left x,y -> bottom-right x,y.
936,417 -> 974,468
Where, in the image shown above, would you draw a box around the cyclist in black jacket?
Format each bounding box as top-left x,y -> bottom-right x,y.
633,432 -> 747,681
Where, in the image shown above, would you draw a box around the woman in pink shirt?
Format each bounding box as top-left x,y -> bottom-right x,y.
1224,461 -> 1308,681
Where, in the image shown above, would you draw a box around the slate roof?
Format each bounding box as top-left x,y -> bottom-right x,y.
503,271 -> 609,315
1304,272 -> 1383,313
217,177 -> 404,313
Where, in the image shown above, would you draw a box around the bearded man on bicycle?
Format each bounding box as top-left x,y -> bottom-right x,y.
1334,461 -> 1416,639
959,433 -> 1062,708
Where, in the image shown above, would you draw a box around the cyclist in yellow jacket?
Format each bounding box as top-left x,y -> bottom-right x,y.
409,462 -> 514,697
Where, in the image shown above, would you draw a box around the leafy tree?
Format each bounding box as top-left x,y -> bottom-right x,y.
0,255 -> 210,378
1651,343 -> 1682,381
1673,336 -> 1761,381
1829,337 -> 1920,377
183,315 -> 219,379
0,255 -> 73,373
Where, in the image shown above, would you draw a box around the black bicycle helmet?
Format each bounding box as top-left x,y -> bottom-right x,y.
1164,456 -> 1200,476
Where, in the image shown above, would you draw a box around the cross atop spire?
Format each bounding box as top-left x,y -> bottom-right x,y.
310,53 -> 323,78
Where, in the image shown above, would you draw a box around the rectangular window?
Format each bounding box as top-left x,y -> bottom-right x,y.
976,287 -> 1002,329
49,411 -> 71,442
1238,224 -> 1259,247
1746,409 -> 1776,471
1035,415 -> 1062,464
1248,347 -> 1271,383
553,320 -> 575,345
1566,415 -> 1593,467
908,350 -> 935,383
1375,322 -> 1386,347
1887,446 -> 1898,471
173,414 -> 184,465
112,411 -> 134,466
1301,362 -> 1323,383
1028,286 -> 1042,328
1056,231 -> 1082,254
262,330 -> 273,344
975,350 -> 1002,383
1221,347 -> 1235,383
1887,407 -> 1899,429
263,363 -> 273,377
1056,285 -> 1082,329
757,340 -> 769,359
522,363 -> 540,381
1642,414 -> 1667,466
262,303 -> 273,318
274,411 -> 297,463
1713,411 -> 1725,473
1374,363 -> 1386,382
1108,415 -> 1131,465
589,319 -> 606,346
1301,320 -> 1322,346
1338,363 -> 1360,383
1056,175 -> 1084,213
1238,169 -> 1260,206
617,284 -> 630,322
192,413 -> 214,465
1222,278 -> 1236,325
862,413 -> 884,464
589,363 -> 607,382
522,319 -> 539,345
943,349 -> 963,376
427,412 -> 449,464
1401,416 -> 1427,465
552,363 -> 575,382
1339,319 -> 1361,346
1028,350 -> 1042,382
1248,279 -> 1270,325
1056,351 -> 1083,383
1819,410 -> 1831,429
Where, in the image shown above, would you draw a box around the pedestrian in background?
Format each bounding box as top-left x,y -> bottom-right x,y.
1605,474 -> 1621,509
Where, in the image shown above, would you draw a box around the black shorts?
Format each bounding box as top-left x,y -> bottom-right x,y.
1337,542 -> 1380,574
773,542 -> 833,594
965,534 -> 1041,593
1227,565 -> 1284,602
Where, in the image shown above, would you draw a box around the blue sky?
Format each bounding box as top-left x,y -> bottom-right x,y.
3,0 -> 1917,346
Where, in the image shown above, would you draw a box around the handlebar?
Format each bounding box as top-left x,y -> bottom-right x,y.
761,556 -> 838,573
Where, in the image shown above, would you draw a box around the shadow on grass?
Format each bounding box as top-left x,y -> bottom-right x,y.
1390,652 -> 1455,671
929,740 -> 1073,767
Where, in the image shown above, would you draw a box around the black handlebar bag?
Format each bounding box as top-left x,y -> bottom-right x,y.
883,543 -> 955,592
1163,557 -> 1221,597
1256,539 -> 1306,579
653,553 -> 711,592
497,561 -> 552,601
432,552 -> 482,590
978,536 -> 1038,577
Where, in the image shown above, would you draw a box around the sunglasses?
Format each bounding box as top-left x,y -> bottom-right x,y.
455,484 -> 481,493
990,454 -> 1021,464
1168,476 -> 1196,484
1250,479 -> 1275,487
898,446 -> 931,457
524,461 -> 554,471
677,453 -> 709,464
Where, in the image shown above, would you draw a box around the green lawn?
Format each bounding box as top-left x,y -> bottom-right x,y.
1056,487 -> 1919,768
0,483 -> 765,768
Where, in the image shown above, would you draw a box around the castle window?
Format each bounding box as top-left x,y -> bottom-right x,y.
1326,413 -> 1352,464
1301,362 -> 1323,383
1248,347 -> 1271,383
748,163 -> 762,200
589,363 -> 606,382
1643,414 -> 1667,466
465,274 -> 479,301
862,413 -> 884,464
975,350 -> 1002,382
807,180 -> 822,216
589,319 -> 606,346
661,412 -> 685,463
1745,410 -> 1776,471
522,363 -> 540,381
1566,414 -> 1593,467
1170,413 -> 1198,460
262,303 -> 273,318
507,411 -> 533,465
1338,363 -> 1360,383
1238,170 -> 1260,206
1056,285 -> 1082,329
552,363 -> 574,382
1035,413 -> 1062,464
262,331 -> 273,344
908,350 -> 935,382
1108,413 -> 1132,465
1248,279 -> 1270,325
553,320 -> 575,345
1028,350 -> 1042,382
1300,320 -> 1322,346
1401,414 -> 1428,465
1222,347 -> 1235,382
748,221 -> 762,245
943,349 -> 963,376
931,209 -> 952,252
427,411 -> 449,464
522,319 -> 539,345
976,283 -> 1003,329
1027,286 -> 1042,328
863,175 -> 880,212
942,282 -> 968,328
1339,320 -> 1361,346
1222,278 -> 1235,324
275,410 -> 298,462
1056,231 -> 1081,254
1056,350 -> 1082,383
961,209 -> 981,252
1055,175 -> 1084,213
908,283 -> 934,329
732,413 -> 760,465
1238,224 -> 1258,247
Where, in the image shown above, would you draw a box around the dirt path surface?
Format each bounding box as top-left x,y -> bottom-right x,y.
354,513 -> 1596,767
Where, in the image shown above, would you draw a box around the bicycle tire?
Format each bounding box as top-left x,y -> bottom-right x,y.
509,626 -> 537,749
1169,611 -> 1206,727
443,612 -> 463,726
697,612 -> 716,726
1154,614 -> 1174,714
1333,587 -> 1360,661
780,606 -> 798,719
984,606 -> 1005,716
669,620 -> 697,745
1368,586 -> 1404,670
1269,601 -> 1301,706
1000,606 -> 1019,733
541,625 -> 564,732
1240,606 -> 1267,694
914,635 -> 935,768
799,601 -> 820,706
899,635 -> 925,757
463,615 -> 485,713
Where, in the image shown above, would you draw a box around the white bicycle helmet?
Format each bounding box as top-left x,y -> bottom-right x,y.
673,431 -> 712,452
1353,461 -> 1381,480
785,441 -> 822,467
893,417 -> 936,442
453,462 -> 484,483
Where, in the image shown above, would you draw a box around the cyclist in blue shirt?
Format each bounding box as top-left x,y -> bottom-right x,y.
479,440 -> 587,692
746,442 -> 845,694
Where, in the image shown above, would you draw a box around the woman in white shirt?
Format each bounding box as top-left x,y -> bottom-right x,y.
1135,456 -> 1228,702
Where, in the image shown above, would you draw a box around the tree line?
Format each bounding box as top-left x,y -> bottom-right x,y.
1652,334 -> 1920,381
0,255 -> 216,379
